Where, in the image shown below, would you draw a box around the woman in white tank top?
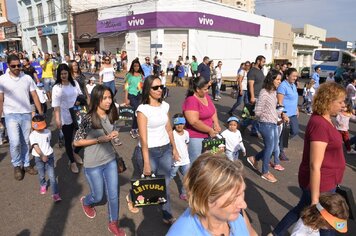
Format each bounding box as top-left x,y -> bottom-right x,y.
99,56 -> 116,94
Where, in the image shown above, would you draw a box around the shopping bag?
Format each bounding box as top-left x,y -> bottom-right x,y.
281,122 -> 290,148
118,105 -> 134,121
130,174 -> 167,207
69,105 -> 87,129
336,185 -> 356,220
201,135 -> 226,154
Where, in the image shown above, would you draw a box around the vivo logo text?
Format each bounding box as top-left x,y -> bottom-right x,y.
128,17 -> 145,27
198,15 -> 214,26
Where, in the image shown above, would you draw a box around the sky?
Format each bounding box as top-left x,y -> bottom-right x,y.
6,0 -> 19,23
255,0 -> 356,43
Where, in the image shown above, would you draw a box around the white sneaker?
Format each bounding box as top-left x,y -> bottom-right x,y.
347,149 -> 356,155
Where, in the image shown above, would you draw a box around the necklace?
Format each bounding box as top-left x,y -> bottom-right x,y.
101,115 -> 108,123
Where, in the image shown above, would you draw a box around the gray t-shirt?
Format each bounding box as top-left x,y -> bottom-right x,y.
74,115 -> 115,168
247,67 -> 265,99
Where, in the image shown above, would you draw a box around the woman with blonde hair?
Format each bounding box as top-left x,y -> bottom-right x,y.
272,82 -> 346,236
167,153 -> 257,236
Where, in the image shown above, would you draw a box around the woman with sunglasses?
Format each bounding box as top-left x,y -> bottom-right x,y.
134,75 -> 179,224
99,56 -> 116,95
124,58 -> 144,139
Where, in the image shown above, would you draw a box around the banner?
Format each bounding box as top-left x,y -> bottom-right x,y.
97,11 -> 260,36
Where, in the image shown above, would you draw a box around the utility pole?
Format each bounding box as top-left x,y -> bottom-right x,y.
66,0 -> 74,58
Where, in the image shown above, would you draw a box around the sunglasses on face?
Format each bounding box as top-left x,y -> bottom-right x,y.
151,85 -> 164,91
9,64 -> 21,68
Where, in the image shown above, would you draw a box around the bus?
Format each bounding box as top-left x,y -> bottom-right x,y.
311,48 -> 356,79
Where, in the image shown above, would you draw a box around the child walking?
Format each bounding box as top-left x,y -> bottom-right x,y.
170,113 -> 190,201
305,80 -> 315,115
291,192 -> 349,235
221,116 -> 246,161
29,115 -> 61,202
336,102 -> 356,154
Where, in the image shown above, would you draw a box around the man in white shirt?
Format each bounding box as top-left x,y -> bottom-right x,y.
0,54 -> 43,181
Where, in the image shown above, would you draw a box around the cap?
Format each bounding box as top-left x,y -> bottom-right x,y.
32,120 -> 46,130
316,203 -> 347,233
227,116 -> 240,123
89,77 -> 96,81
276,105 -> 286,113
173,117 -> 186,125
36,82 -> 44,87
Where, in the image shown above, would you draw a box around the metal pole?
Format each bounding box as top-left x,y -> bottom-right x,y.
66,0 -> 74,58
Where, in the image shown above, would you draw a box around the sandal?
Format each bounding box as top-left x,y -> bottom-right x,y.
126,195 -> 139,214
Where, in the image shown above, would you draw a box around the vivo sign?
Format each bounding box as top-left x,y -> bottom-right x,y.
97,12 -> 260,37
128,17 -> 145,27
198,15 -> 214,26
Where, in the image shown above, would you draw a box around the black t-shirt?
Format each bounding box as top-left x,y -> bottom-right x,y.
247,67 -> 264,99
23,65 -> 37,82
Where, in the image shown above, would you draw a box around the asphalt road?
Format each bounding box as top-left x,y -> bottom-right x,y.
0,84 -> 355,236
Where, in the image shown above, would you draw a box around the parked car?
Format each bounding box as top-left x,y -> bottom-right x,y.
300,67 -> 310,78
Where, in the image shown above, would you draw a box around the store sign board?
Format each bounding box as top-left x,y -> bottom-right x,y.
42,26 -> 55,36
4,26 -> 17,38
97,11 -> 260,36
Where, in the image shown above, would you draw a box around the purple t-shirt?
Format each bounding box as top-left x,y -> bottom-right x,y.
182,95 -> 216,138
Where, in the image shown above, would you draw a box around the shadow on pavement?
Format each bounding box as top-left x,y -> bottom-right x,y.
16,229 -> 31,236
39,153 -> 83,236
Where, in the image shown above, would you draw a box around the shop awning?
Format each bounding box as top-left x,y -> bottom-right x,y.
93,31 -> 126,39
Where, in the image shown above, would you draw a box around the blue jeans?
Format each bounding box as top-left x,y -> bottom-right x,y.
83,159 -> 119,222
225,150 -> 240,161
273,188 -> 336,236
5,113 -> 32,167
229,90 -> 249,113
128,93 -> 142,130
216,79 -> 222,97
170,164 -> 190,195
188,137 -> 204,163
103,80 -> 116,95
135,144 -> 173,220
255,122 -> 280,174
43,78 -> 55,92
35,154 -> 58,194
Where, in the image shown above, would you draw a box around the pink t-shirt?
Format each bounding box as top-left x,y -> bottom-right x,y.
182,95 -> 216,138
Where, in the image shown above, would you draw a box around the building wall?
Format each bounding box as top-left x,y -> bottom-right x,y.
272,20 -> 293,63
0,0 -> 7,22
214,0 -> 255,13
96,0 -> 273,76
17,0 -> 68,58
304,24 -> 326,41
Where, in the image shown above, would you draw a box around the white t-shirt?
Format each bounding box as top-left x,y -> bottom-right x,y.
215,67 -> 222,80
238,69 -> 248,91
221,129 -> 246,153
0,72 -> 36,115
29,129 -> 54,156
36,88 -> 48,103
86,83 -> 96,95
52,81 -> 82,125
136,101 -> 170,148
159,75 -> 166,86
173,130 -> 190,166
291,218 -> 319,236
346,83 -> 356,101
99,67 -> 115,82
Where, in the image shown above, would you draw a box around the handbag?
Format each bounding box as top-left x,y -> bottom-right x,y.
130,174 -> 167,207
336,185 -> 356,220
201,134 -> 226,154
102,125 -> 127,173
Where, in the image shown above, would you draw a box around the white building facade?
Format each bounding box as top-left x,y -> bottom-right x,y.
17,0 -> 69,58
90,0 -> 273,76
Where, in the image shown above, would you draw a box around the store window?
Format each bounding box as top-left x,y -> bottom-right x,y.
60,0 -> 67,19
282,43 -> 287,56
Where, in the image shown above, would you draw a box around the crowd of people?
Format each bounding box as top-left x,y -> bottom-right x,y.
0,48 -> 354,236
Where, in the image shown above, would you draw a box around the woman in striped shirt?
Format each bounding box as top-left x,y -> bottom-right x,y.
247,69 -> 288,183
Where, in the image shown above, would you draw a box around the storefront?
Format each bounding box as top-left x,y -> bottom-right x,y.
96,0 -> 274,76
